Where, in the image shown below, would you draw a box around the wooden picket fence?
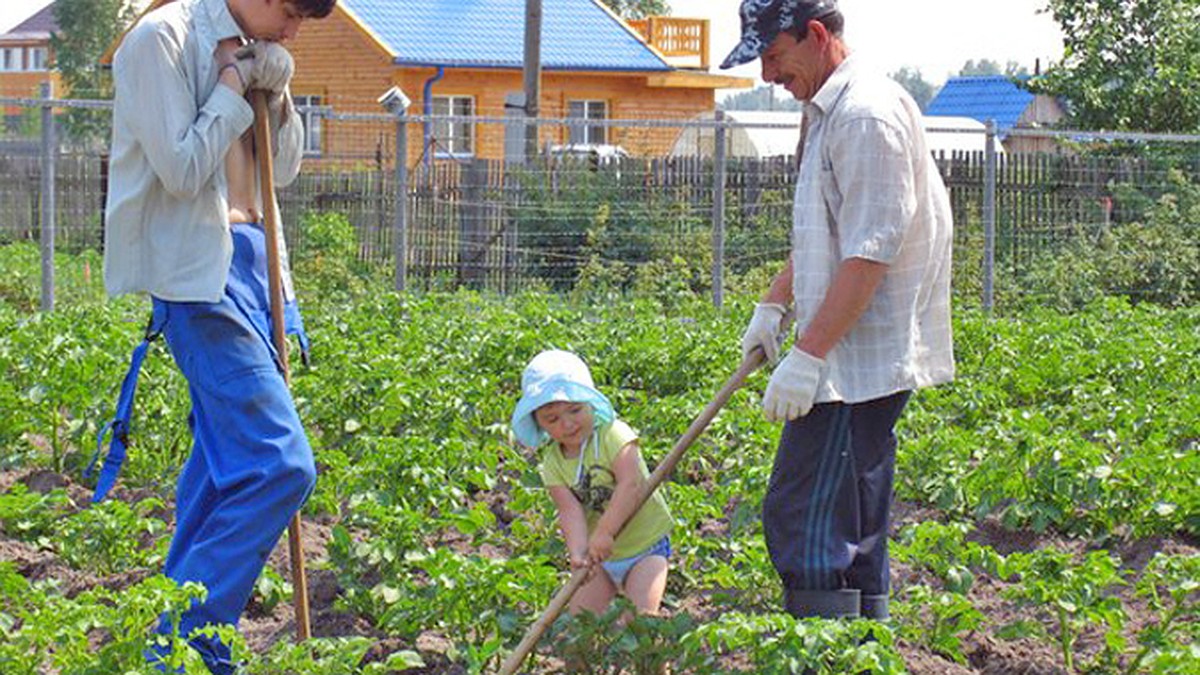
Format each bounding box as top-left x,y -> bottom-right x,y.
2,148 -> 1195,292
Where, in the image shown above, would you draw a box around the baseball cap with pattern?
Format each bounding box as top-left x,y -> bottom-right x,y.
720,0 -> 840,70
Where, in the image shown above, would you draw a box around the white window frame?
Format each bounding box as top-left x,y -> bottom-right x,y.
292,94 -> 323,157
431,95 -> 475,157
567,99 -> 608,145
0,47 -> 21,72
26,47 -> 47,72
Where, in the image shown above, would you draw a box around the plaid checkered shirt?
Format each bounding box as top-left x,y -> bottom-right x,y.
792,54 -> 956,403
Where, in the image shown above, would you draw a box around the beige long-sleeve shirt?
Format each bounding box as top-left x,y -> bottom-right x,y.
104,0 -> 303,302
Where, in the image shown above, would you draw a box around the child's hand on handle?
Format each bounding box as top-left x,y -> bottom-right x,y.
568,547 -> 591,570
586,529 -> 615,565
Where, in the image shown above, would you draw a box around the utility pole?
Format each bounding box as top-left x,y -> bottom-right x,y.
522,0 -> 542,162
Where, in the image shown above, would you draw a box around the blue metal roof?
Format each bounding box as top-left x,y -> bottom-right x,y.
925,76 -> 1034,133
341,0 -> 671,72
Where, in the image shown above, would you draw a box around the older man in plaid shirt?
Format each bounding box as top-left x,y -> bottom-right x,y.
726,0 -> 955,621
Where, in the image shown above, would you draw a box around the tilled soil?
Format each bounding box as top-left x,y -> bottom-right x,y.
2,468 -> 1194,674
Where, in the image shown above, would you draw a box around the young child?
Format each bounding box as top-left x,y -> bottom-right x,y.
511,349 -> 673,617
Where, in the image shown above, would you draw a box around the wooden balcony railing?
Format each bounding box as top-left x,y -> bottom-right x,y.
628,17 -> 709,70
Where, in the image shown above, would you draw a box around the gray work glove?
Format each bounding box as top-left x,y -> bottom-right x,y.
266,88 -> 294,139
741,302 -> 787,363
235,41 -> 294,94
762,346 -> 825,422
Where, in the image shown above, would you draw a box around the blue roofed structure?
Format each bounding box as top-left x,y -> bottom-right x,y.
925,75 -> 1066,152
925,76 -> 1034,133
342,0 -> 671,71
105,0 -> 755,161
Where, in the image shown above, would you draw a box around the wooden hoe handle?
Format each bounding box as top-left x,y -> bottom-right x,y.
251,90 -> 312,643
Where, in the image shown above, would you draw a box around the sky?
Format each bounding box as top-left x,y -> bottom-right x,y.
671,0 -> 1065,85
1,0 -> 1065,85
0,1 -> 53,35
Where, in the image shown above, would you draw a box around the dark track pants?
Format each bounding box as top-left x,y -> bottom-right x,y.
148,223 -> 316,674
762,391 -> 910,620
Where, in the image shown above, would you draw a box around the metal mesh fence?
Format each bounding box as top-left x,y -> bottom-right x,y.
2,95 -> 1199,311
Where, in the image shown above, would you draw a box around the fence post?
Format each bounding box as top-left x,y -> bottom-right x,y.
460,159 -> 488,288
711,110 -> 727,309
983,119 -> 997,312
503,93 -> 527,291
39,82 -> 56,312
393,115 -> 410,292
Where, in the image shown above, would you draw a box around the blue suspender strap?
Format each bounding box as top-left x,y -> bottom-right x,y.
284,300 -> 311,366
85,301 -> 167,503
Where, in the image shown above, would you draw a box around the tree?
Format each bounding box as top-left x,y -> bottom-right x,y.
959,59 -> 1030,77
1031,0 -> 1200,132
719,85 -> 802,112
889,67 -> 938,111
959,59 -> 1002,76
600,0 -> 670,19
50,0 -> 139,144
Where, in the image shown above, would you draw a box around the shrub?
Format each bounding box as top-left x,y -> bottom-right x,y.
1020,170 -> 1200,309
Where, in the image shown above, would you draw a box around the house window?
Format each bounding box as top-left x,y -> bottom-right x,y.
1,48 -> 21,72
292,94 -> 323,156
568,100 -> 607,145
26,47 -> 47,71
431,95 -> 474,156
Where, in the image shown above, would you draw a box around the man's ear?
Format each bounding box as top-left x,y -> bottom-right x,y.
806,19 -> 829,45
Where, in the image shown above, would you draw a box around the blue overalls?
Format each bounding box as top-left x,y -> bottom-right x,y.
90,221 -> 315,674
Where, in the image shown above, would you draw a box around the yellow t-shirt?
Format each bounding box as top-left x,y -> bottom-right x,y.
540,419 -> 674,560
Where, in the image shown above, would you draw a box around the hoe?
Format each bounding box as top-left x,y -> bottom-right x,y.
498,332 -> 788,674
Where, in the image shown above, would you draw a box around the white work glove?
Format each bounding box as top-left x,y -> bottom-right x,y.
235,41 -> 294,94
741,302 -> 787,363
762,346 -> 825,422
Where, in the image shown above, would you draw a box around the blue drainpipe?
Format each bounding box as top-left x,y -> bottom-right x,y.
422,66 -> 445,169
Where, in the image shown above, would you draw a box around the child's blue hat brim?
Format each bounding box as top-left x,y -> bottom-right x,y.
511,350 -> 615,448
511,378 -> 614,448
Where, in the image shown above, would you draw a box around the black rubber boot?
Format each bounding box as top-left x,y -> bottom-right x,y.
783,588 -> 861,619
860,593 -> 889,621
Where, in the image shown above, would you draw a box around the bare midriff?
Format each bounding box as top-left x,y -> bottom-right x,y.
226,126 -> 259,224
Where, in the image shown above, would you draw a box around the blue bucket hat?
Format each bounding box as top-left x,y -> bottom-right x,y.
720,0 -> 840,70
510,350 -> 614,449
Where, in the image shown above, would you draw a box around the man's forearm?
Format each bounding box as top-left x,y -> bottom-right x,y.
762,256 -> 794,305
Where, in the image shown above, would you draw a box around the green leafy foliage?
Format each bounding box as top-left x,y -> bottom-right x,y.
900,299 -> 1200,539
599,0 -> 670,20
1020,170 -> 1200,310
1126,553 -> 1200,674
545,600 -> 707,675
54,497 -> 169,574
998,548 -> 1129,673
50,0 -> 140,144
0,571 -> 207,674
1035,0 -> 1200,132
2,243 -> 1198,671
892,585 -> 984,665
242,636 -> 424,675
0,483 -> 70,544
684,613 -> 906,674
293,211 -> 373,299
892,521 -> 1004,593
249,565 -> 293,616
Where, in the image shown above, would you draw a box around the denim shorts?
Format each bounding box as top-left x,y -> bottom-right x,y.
601,536 -> 671,587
